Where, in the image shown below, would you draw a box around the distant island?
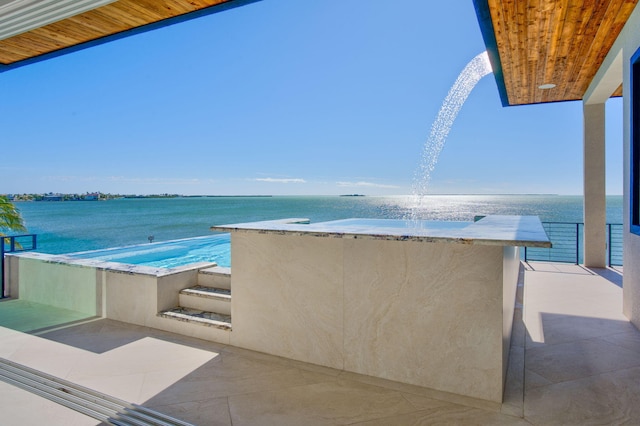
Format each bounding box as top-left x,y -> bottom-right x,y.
6,193 -> 371,202
6,192 -> 182,202
5,193 -> 281,202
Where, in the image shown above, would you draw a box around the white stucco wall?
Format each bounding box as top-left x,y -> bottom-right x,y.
622,6 -> 640,327
590,3 -> 640,327
6,252 -> 226,341
229,232 -> 520,404
16,257 -> 99,315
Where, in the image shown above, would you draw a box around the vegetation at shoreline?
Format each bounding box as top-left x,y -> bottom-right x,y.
5,192 -> 181,201
4,193 -> 277,201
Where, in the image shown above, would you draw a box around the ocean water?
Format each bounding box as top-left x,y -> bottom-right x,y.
11,195 -> 623,255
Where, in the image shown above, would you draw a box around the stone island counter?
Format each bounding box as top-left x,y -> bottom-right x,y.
211,216 -> 550,406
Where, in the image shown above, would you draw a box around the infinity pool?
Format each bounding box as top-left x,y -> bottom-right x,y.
67,233 -> 231,268
64,220 -> 472,269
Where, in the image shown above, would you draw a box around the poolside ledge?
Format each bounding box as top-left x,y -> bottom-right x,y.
211,215 -> 550,406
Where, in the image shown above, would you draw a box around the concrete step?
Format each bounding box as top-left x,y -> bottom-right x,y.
179,286 -> 231,316
198,266 -> 231,290
158,307 -> 232,331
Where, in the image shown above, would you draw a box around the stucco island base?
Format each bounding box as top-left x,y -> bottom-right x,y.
213,216 -> 549,404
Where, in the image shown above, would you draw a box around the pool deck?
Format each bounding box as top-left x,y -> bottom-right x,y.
0,261 -> 638,425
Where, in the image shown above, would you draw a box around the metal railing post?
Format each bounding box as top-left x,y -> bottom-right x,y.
608,223 -> 612,267
1,237 -> 5,299
0,234 -> 38,299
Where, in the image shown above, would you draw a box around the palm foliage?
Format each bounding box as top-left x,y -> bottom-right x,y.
0,196 -> 26,237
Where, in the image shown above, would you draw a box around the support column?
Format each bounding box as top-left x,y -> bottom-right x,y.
583,102 -> 607,268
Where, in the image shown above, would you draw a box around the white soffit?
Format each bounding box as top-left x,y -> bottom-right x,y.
584,49 -> 623,105
0,0 -> 116,41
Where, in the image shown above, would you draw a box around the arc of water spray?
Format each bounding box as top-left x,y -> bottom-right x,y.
412,51 -> 493,199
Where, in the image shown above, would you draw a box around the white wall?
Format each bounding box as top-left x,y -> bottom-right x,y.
16,256 -> 100,316
7,253 -> 228,341
229,232 -> 519,404
597,4 -> 640,326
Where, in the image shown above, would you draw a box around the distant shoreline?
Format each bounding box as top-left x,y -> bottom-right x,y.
8,193 -> 276,202
7,193 -> 624,203
11,194 -> 624,256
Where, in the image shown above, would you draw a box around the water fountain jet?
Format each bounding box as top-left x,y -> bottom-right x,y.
408,51 -> 493,220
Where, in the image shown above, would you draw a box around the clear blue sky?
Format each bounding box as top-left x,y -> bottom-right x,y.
0,0 -> 623,196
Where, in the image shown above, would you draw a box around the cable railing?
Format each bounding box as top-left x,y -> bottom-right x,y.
1,234 -> 38,298
524,222 -> 623,266
608,223 -> 623,266
0,225 -> 625,298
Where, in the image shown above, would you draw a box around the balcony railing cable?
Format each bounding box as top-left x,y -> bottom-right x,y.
0,226 -> 625,298
524,222 -> 623,266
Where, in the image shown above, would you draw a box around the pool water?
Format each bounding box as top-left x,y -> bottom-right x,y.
67,233 -> 231,268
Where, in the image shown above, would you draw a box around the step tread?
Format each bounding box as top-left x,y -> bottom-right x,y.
199,266 -> 231,276
181,286 -> 231,300
158,308 -> 232,330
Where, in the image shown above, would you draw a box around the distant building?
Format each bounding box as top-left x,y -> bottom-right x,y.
43,194 -> 63,201
84,193 -> 100,201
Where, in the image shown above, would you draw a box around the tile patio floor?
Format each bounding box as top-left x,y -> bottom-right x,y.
0,262 -> 638,425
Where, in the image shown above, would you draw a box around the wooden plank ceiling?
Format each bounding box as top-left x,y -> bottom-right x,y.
2,0 -> 636,104
478,0 -> 637,106
0,0 -> 246,67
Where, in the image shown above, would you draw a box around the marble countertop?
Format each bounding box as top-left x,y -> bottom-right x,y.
211,216 -> 552,248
